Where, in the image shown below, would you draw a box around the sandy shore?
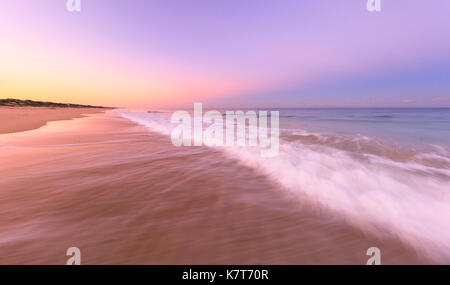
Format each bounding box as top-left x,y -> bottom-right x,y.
0,111 -> 427,264
0,106 -> 105,134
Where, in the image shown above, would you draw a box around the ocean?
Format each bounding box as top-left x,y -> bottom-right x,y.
121,107 -> 450,263
0,108 -> 448,264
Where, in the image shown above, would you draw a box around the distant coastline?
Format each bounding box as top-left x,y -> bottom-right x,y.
0,98 -> 113,109
0,99 -> 110,134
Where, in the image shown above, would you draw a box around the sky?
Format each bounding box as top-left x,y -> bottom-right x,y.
0,0 -> 449,108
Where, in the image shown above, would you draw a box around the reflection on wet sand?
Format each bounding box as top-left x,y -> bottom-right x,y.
0,112 -> 425,264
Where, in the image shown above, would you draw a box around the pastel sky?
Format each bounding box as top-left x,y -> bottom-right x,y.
1,0 -> 449,108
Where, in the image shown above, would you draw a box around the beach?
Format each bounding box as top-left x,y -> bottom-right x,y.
0,109 -> 432,264
2,0 -> 449,269
0,106 -> 105,134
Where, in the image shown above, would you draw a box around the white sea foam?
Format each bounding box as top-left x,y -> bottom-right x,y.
121,111 -> 450,263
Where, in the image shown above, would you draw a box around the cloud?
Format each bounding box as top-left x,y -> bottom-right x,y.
401,99 -> 414,103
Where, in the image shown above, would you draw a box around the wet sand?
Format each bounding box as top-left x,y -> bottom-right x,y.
0,111 -> 426,264
0,106 -> 105,134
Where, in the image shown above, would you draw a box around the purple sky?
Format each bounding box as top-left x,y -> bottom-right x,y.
1,0 -> 450,107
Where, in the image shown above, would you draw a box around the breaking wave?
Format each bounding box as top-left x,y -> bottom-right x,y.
121,111 -> 450,262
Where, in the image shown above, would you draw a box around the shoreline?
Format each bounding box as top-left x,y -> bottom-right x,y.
0,106 -> 107,135
0,111 -> 427,264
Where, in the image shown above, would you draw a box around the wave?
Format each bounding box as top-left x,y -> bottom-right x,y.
121,111 -> 450,263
